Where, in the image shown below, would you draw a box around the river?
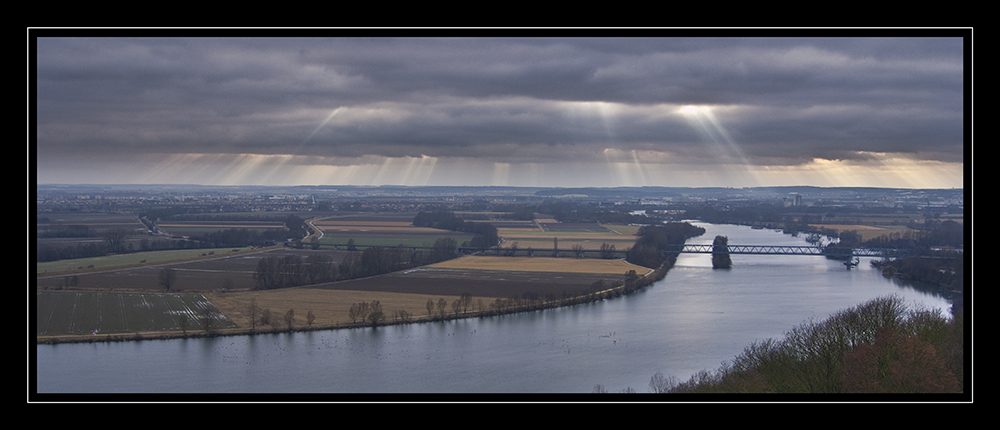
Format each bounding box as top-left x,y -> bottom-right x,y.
34,222 -> 955,395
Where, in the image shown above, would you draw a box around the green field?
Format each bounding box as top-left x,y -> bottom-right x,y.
35,247 -> 254,275
36,291 -> 235,336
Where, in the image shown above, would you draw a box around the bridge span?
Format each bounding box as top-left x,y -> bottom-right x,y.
315,242 -> 921,259
661,244 -> 911,258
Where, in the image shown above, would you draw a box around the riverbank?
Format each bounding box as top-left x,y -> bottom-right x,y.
36,251 -> 680,345
36,323 -> 366,345
38,221 -> 959,394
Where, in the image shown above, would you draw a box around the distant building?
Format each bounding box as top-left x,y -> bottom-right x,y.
783,194 -> 803,207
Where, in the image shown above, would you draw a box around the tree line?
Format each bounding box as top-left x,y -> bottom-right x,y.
37,232 -> 208,262
624,222 -> 707,269
252,253 -> 339,289
467,222 -> 708,319
412,211 -> 500,249
835,220 -> 964,292
37,214 -> 311,263
532,201 -> 652,224
35,227 -> 286,263
252,237 -> 461,290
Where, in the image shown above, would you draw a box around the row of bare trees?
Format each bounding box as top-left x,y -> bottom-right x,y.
422,293 -> 476,320
245,298 -> 316,331
348,300 -> 386,326
253,238 -> 463,290
252,254 -> 338,289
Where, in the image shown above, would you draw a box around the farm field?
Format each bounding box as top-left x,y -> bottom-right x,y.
429,255 -> 653,275
35,247 -> 259,276
496,222 -> 637,251
207,287 -> 450,328
36,248 -> 353,291
200,256 -> 637,329
312,214 -> 474,247
36,214 -> 651,339
156,220 -> 285,237
36,291 -> 235,336
36,249 -> 641,338
309,264 -> 625,302
37,211 -> 146,234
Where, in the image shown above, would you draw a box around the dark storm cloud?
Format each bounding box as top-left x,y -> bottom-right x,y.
35,34 -> 965,172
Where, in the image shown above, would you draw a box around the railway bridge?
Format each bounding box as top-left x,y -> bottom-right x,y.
660,244 -> 914,258
317,242 -> 933,259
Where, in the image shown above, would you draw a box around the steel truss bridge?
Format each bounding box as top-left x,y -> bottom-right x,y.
660,244 -> 912,258
316,242 -> 927,259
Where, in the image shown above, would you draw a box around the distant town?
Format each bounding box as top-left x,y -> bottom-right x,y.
36,184 -> 963,214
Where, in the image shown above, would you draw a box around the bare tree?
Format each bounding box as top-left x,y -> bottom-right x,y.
158,267 -> 176,291
599,243 -> 616,259
306,310 -> 315,326
103,228 -> 131,254
349,302 -> 372,324
649,371 -> 678,393
349,303 -> 360,323
367,300 -> 385,326
177,313 -> 188,334
459,292 -> 474,313
437,298 -> 448,319
248,298 -> 260,330
394,309 -> 412,323
260,308 -> 272,328
284,308 -> 295,329
200,305 -> 215,333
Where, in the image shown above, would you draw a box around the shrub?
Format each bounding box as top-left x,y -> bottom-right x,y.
663,295 -> 962,393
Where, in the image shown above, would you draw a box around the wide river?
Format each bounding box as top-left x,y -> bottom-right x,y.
34,222 -> 956,395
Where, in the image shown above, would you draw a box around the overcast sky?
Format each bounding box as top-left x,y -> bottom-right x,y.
33,31 -> 968,189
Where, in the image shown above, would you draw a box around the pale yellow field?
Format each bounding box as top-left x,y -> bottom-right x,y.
499,228 -> 545,235
499,230 -> 633,240
498,226 -> 636,250
428,255 -> 652,275
499,238 -> 635,250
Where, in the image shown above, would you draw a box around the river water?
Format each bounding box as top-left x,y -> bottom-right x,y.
34,222 -> 955,395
